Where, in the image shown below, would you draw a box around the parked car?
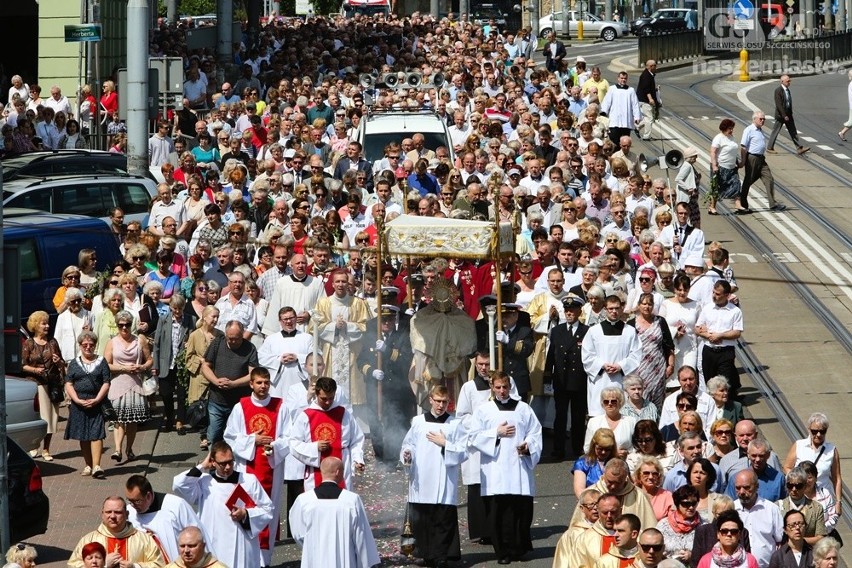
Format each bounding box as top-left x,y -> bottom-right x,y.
5,436 -> 50,541
2,173 -> 157,226
631,8 -> 698,35
5,376 -> 48,452
4,210 -> 124,320
539,10 -> 630,41
1,150 -> 129,183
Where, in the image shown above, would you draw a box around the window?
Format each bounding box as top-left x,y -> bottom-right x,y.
13,239 -> 41,281
7,189 -> 51,212
54,184 -> 111,217
114,183 -> 151,215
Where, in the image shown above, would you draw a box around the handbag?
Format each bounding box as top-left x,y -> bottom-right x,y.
187,388 -> 209,430
139,336 -> 158,396
48,382 -> 65,404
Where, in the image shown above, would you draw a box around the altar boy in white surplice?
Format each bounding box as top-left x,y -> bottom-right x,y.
173,440 -> 273,568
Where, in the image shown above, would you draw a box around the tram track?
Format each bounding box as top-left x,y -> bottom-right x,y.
653,77 -> 852,536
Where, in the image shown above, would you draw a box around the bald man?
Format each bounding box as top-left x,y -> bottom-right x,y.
164,526 -> 228,568
289,457 -> 380,568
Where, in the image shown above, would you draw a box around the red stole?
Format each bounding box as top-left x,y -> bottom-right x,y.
106,536 -> 128,560
146,530 -> 171,564
618,558 -> 633,568
304,406 -> 346,488
240,396 -> 282,550
600,534 -> 616,556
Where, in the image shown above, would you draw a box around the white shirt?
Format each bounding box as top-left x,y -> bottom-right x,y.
696,302 -> 743,348
734,497 -> 783,567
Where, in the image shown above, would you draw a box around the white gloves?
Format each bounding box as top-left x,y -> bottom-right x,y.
372,370 -> 385,381
405,308 -> 415,316
496,331 -> 509,345
375,339 -> 386,352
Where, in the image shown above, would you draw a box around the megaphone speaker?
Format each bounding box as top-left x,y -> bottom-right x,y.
359,74 -> 374,89
407,73 -> 422,88
383,73 -> 398,88
431,72 -> 445,88
665,150 -> 684,169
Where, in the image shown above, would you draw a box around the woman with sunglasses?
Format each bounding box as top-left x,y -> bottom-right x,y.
632,455 -> 673,522
125,243 -> 150,289
583,387 -> 637,461
696,509 -> 757,568
783,412 -> 842,508
514,259 -> 538,309
558,200 -> 581,241
53,265 -> 84,313
573,427 -> 617,498
706,419 -> 737,465
22,310 -> 66,462
628,419 -> 676,469
182,175 -> 211,232
105,309 -> 152,463
658,484 -> 705,564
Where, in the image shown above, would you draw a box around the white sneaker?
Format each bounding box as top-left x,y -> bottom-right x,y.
92,466 -> 106,479
81,466 -> 92,476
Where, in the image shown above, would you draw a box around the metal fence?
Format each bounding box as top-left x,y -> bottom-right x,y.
755,30 -> 852,67
638,30 -> 705,67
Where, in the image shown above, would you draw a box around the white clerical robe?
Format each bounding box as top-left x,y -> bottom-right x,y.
400,413 -> 466,506
127,493 -> 206,564
172,469 -> 273,568
257,330 -> 314,399
469,398 -> 543,497
289,486 -> 380,568
287,400 -> 365,491
284,380 -> 352,481
262,275 -> 326,336
456,377 -> 519,486
581,320 -> 642,416
223,395 -> 290,566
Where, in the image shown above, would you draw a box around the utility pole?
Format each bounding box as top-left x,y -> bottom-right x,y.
431,0 -> 439,19
218,0 -> 234,84
126,0 -> 149,177
0,167 -> 8,556
167,0 -> 178,23
531,0 -> 540,36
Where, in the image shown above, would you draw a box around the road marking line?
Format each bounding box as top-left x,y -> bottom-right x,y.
736,80 -> 775,112
801,136 -> 817,142
835,153 -> 850,159
817,145 -> 834,151
653,119 -> 852,300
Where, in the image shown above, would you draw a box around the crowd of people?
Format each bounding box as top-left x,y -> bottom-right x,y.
1,9 -> 844,568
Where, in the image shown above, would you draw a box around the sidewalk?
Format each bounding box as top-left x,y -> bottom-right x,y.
23,406 -> 161,567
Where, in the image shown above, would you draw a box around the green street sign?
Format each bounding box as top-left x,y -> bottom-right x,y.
65,24 -> 102,42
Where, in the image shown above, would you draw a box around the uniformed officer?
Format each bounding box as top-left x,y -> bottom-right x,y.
496,303 -> 534,401
358,293 -> 417,461
543,295 -> 589,460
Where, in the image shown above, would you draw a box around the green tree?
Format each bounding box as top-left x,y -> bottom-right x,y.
157,0 -> 218,17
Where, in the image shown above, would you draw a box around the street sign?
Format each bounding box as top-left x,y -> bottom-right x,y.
733,0 -> 755,19
64,24 -> 102,42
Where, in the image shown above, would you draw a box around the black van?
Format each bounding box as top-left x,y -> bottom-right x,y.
4,210 -> 124,319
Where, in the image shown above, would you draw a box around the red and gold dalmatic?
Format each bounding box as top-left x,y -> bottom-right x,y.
240,396 -> 283,549
304,405 -> 346,488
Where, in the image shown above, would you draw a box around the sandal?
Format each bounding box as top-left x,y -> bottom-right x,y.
111,451 -> 122,462
81,466 -> 92,476
839,132 -> 848,142
41,451 -> 54,462
708,209 -> 719,216
199,440 -> 209,451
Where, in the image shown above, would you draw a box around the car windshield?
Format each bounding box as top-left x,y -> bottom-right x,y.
363,131 -> 448,162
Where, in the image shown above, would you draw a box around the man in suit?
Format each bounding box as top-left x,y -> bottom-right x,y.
525,184 -> 562,230
544,296 -> 588,460
543,32 -> 567,72
333,141 -> 374,191
767,75 -> 810,155
496,303 -> 534,401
